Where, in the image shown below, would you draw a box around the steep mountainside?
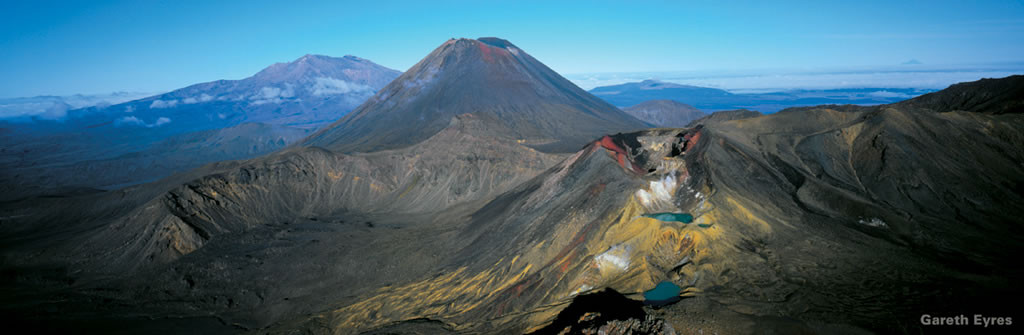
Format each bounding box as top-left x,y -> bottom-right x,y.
623,99 -> 705,127
304,38 -> 649,153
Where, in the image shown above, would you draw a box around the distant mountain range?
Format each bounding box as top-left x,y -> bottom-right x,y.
0,54 -> 400,198
590,79 -> 936,113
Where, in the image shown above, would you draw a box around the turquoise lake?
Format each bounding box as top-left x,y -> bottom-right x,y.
643,281 -> 682,304
642,212 -> 694,223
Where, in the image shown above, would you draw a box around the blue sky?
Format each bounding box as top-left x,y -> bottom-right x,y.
1,0 -> 1023,97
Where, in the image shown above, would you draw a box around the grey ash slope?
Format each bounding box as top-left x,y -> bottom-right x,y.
304,37 -> 650,153
623,99 -> 705,127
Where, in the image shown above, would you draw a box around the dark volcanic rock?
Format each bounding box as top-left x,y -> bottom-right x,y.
529,289 -> 676,335
894,74 -> 1024,114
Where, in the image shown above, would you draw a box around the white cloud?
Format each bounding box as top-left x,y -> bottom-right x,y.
259,86 -> 282,99
150,99 -> 178,109
115,116 -> 143,126
0,92 -> 154,120
868,90 -> 912,98
250,85 -> 296,105
115,115 -> 171,128
37,104 -> 70,120
311,77 -> 372,96
0,102 -> 69,120
281,85 -> 295,98
124,105 -> 134,113
183,94 -> 214,104
251,98 -> 280,105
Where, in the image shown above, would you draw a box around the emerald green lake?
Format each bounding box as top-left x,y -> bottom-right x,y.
643,281 -> 681,303
642,212 -> 694,223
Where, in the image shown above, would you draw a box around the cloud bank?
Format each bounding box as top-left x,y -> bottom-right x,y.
183,93 -> 215,104
250,85 -> 296,105
0,92 -> 154,120
311,77 -> 372,96
150,99 -> 178,108
115,115 -> 172,128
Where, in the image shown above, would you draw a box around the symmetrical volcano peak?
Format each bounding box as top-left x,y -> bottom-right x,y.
304,37 -> 649,153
